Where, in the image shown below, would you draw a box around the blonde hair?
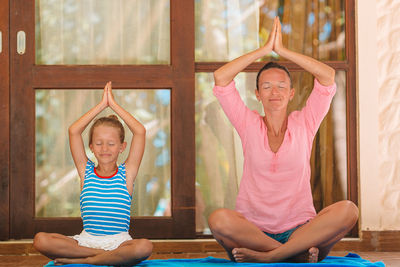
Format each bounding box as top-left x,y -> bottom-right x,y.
89,115 -> 125,145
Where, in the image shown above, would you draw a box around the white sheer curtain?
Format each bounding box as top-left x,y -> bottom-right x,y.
36,0 -> 170,64
195,0 -> 262,233
195,0 -> 261,61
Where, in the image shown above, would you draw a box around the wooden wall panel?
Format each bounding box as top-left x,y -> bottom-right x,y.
0,0 -> 10,241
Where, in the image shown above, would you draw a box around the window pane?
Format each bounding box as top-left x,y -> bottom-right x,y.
195,71 -> 347,233
195,0 -> 345,62
35,89 -> 171,217
35,0 -> 170,64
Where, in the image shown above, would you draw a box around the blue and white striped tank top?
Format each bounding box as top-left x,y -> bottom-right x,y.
80,160 -> 132,236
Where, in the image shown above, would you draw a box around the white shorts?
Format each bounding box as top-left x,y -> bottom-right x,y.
71,230 -> 132,251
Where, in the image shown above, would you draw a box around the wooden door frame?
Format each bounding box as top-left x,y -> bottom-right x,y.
9,0 -> 195,239
344,0 -> 358,237
0,0 -> 10,241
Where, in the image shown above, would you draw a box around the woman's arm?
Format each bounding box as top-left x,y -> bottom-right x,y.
214,17 -> 278,87
68,84 -> 108,182
106,82 -> 146,187
273,18 -> 335,86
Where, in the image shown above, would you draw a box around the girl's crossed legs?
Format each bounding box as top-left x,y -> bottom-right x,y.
33,232 -> 152,265
208,200 -> 358,263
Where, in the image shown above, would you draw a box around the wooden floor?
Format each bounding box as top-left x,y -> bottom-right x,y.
1,240 -> 400,266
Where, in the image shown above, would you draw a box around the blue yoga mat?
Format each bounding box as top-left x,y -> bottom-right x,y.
44,253 -> 385,267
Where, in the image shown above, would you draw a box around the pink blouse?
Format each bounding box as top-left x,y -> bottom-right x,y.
213,79 -> 336,234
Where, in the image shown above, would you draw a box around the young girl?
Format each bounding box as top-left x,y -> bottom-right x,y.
33,82 -> 153,265
208,17 -> 358,263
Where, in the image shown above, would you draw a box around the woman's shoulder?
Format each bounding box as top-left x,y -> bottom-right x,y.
288,110 -> 302,122
287,110 -> 309,131
241,110 -> 264,130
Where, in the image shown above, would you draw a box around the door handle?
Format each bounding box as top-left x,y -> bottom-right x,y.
17,30 -> 26,55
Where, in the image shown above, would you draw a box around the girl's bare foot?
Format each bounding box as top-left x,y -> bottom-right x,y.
54,257 -> 92,265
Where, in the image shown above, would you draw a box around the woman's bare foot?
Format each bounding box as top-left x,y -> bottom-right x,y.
290,247 -> 320,263
232,248 -> 271,263
232,246 -> 319,263
308,247 -> 319,263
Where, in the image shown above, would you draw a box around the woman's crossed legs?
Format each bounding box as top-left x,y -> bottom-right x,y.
208,200 -> 358,263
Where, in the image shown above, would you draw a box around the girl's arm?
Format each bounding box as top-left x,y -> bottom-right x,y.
273,18 -> 335,86
213,17 -> 278,87
106,82 -> 146,189
68,84 -> 108,183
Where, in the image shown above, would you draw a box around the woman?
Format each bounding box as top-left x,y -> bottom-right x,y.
208,17 -> 358,263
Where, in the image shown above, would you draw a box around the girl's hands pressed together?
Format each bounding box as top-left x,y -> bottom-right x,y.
101,81 -> 117,108
101,81 -> 110,108
106,81 -> 117,108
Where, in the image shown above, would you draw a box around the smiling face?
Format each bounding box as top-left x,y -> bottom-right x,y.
255,68 -> 295,113
89,125 -> 126,165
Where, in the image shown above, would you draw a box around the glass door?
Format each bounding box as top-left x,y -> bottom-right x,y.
10,0 -> 195,239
